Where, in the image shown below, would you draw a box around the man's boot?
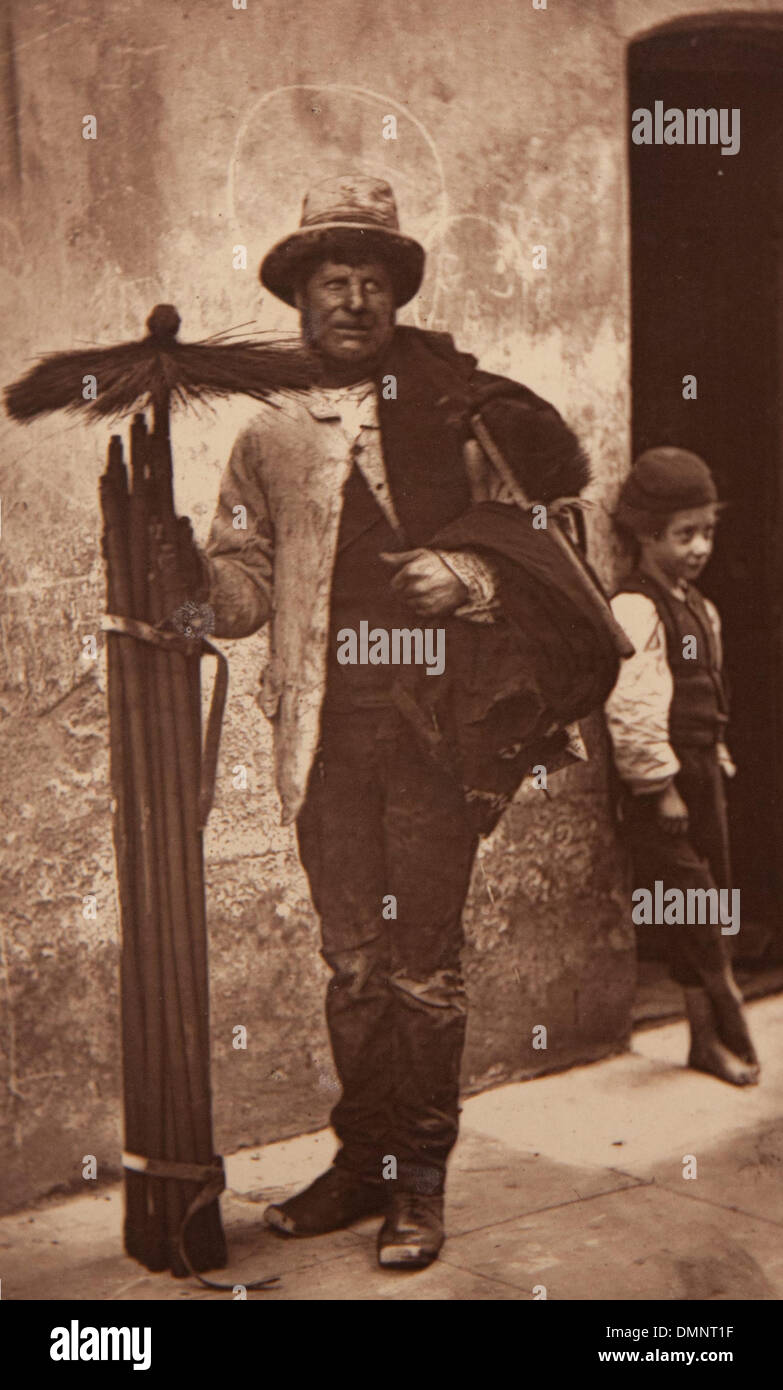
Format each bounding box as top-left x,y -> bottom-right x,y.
377,1192 -> 445,1269
265,1166 -> 387,1237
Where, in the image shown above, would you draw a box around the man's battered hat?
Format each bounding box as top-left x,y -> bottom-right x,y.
259,174 -> 426,308
616,446 -> 718,531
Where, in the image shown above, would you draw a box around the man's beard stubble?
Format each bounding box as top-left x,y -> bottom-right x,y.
300,306 -> 396,386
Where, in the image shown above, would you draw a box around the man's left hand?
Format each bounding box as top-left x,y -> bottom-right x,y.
380,549 -> 468,616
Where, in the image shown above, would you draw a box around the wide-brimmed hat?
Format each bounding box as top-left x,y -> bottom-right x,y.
259,174 -> 426,308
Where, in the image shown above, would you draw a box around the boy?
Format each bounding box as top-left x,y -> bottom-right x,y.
605,447 -> 760,1085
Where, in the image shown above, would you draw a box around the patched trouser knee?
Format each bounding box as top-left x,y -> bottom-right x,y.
323,938 -> 386,998
295,707 -> 479,1182
389,967 -> 467,1018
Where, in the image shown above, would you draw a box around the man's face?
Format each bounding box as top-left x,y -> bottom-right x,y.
640,504 -> 718,584
296,259 -> 396,366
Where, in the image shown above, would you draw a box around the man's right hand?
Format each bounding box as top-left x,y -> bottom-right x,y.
156,516 -> 210,602
655,782 -> 689,836
175,516 -> 211,600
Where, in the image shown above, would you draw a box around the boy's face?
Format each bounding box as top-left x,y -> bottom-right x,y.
640,504 -> 718,585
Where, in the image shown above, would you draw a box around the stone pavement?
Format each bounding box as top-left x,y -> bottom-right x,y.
3,994 -> 783,1302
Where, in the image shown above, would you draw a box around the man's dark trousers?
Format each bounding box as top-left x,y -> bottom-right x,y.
296,703 -> 479,1195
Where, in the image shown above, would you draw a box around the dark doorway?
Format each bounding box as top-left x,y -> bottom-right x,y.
628,19 -> 783,992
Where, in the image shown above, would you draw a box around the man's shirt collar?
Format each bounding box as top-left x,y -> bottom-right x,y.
304,379 -> 379,426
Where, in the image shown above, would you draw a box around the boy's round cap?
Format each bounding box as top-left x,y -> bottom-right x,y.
259,174 -> 426,307
619,447 -> 718,514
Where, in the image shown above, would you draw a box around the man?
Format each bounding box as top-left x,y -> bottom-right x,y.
193,174 -> 606,1269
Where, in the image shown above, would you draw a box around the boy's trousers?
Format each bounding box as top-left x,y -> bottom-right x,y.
296,705 -> 479,1194
621,745 -> 732,986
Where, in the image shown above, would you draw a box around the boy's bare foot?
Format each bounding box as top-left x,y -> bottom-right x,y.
702,970 -> 760,1068
688,1036 -> 760,1086
684,985 -> 760,1086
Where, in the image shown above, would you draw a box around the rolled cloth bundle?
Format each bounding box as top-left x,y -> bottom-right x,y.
366,326 -> 634,832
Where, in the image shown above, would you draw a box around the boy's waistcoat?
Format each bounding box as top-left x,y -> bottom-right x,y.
616,570 -> 728,749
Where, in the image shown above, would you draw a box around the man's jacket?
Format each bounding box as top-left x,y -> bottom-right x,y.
201,326 -> 620,828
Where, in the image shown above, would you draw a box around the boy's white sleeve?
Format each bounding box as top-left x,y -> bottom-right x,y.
604,592 -> 680,794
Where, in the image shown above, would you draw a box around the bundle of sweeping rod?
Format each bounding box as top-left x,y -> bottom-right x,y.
5,306 -> 315,1282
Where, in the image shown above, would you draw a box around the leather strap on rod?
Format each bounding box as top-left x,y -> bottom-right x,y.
101,614 -> 229,826
122,1152 -> 279,1291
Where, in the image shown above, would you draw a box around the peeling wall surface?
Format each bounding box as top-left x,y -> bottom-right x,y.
1,0 -> 769,1212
